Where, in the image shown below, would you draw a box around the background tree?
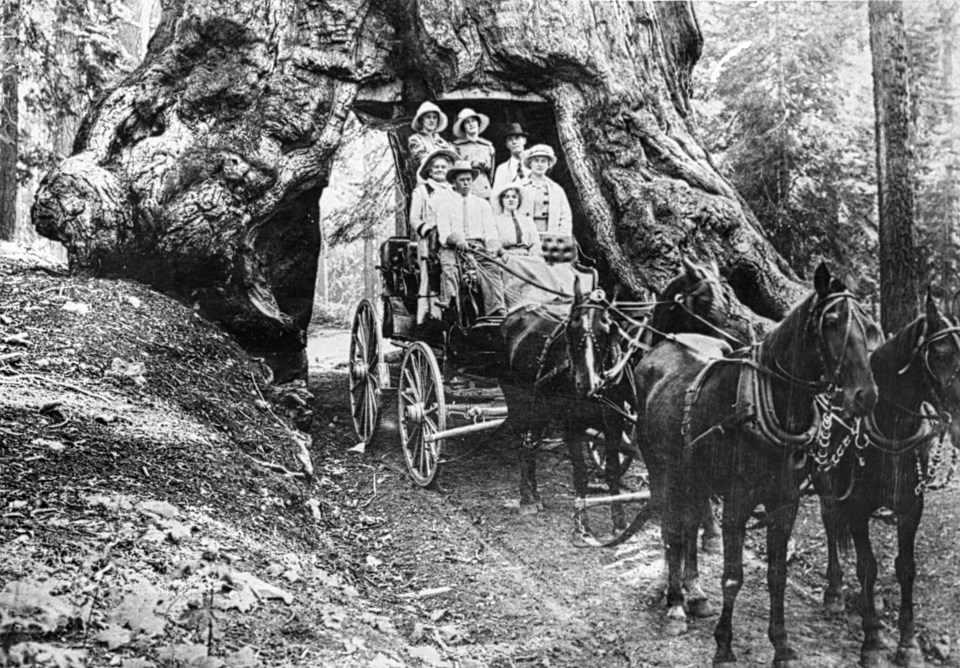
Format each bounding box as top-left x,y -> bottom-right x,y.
0,0 -> 18,241
693,1 -> 878,289
870,0 -> 918,333
12,0 -> 138,245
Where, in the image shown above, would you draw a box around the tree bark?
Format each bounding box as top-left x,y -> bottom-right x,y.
0,0 -> 19,241
870,0 -> 919,333
31,0 -> 805,349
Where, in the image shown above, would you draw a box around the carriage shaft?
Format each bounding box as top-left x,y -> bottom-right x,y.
574,490 -> 651,510
423,418 -> 507,443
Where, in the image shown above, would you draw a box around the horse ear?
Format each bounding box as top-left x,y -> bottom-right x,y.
681,255 -> 703,279
814,263 -> 831,298
573,276 -> 583,305
926,287 -> 940,327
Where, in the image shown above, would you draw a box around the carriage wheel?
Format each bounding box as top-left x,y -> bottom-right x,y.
586,427 -> 634,478
398,342 -> 447,487
349,299 -> 384,445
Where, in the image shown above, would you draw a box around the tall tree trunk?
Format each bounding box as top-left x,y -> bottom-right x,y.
870,0 -> 918,333
0,0 -> 19,241
30,0 -> 804,347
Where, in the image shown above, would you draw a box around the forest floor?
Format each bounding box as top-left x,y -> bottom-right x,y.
2,246 -> 959,668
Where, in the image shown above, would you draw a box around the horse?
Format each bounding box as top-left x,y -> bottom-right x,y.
817,291 -> 960,668
498,256 -> 736,542
598,257 -> 758,548
636,263 -> 877,666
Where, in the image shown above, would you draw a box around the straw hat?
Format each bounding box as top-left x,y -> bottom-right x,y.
445,160 -> 479,183
417,148 -> 458,182
411,101 -> 449,133
490,182 -> 526,215
522,144 -> 558,169
452,108 -> 490,138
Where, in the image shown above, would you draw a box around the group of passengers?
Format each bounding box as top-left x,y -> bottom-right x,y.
407,101 -> 576,323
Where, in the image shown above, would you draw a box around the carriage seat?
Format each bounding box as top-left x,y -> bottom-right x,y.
538,234 -> 597,293
378,237 -> 419,297
540,235 -> 578,265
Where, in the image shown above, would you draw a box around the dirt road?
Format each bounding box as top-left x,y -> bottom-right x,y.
311,361 -> 960,668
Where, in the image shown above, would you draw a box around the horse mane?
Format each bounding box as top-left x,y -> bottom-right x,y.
645,259 -> 729,347
757,290 -> 819,372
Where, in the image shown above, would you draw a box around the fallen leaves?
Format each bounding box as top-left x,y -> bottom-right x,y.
0,579 -> 78,634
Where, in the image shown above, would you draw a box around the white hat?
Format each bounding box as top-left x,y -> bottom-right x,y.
452,108 -> 490,138
417,148 -> 458,182
522,144 -> 558,169
490,183 -> 526,215
411,101 -> 449,133
445,160 -> 479,183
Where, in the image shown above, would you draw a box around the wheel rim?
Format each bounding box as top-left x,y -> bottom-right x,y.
398,342 -> 446,486
349,300 -> 382,444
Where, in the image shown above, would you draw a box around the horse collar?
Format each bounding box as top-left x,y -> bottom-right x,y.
739,344 -> 821,447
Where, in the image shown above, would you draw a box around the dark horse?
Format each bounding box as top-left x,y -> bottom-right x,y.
817,292 -> 960,668
637,263 -> 877,666
498,257 -> 735,541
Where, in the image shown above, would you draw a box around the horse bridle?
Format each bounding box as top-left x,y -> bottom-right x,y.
899,315 -> 960,415
813,291 -> 871,390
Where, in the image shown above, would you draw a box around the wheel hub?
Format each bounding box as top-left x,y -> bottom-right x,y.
351,360 -> 368,380
404,403 -> 425,422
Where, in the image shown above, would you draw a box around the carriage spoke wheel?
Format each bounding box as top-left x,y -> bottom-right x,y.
349,299 -> 384,446
586,426 -> 634,478
398,342 -> 446,487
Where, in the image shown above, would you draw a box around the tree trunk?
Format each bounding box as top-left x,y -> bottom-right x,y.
0,0 -> 19,241
870,0 -> 919,333
31,0 -> 804,349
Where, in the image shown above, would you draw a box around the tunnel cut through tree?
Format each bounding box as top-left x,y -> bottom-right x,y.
31,0 -> 803,357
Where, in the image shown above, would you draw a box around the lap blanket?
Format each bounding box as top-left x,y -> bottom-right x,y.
501,254 -> 580,312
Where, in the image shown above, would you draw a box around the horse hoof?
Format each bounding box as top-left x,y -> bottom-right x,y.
895,645 -> 925,667
701,535 -> 722,555
712,650 -> 737,665
861,649 -> 883,668
687,598 -> 715,618
664,617 -> 687,636
570,531 -> 597,548
822,594 -> 844,615
519,503 -> 539,516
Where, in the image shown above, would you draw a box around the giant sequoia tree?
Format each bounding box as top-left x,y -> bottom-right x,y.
31,0 -> 803,350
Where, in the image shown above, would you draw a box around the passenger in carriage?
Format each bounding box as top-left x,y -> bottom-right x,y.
409,148 -> 458,323
409,148 -> 457,241
520,144 -> 573,236
407,101 -> 452,169
491,123 -> 528,192
434,160 -> 506,320
490,182 -> 577,310
452,108 -> 496,199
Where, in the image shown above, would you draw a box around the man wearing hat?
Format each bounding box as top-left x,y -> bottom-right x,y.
408,101 -> 452,169
433,160 -> 506,320
452,108 -> 496,199
491,123 -> 529,193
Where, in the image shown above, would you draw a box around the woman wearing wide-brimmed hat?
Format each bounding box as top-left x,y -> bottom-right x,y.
408,148 -> 457,322
490,182 -> 574,310
452,108 -> 496,199
408,101 -> 452,169
520,144 -> 572,236
490,183 -> 539,258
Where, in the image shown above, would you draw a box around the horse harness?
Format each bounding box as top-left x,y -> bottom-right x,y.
681,292 -> 867,462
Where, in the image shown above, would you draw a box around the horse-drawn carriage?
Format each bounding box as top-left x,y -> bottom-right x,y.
348,230 -> 605,485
